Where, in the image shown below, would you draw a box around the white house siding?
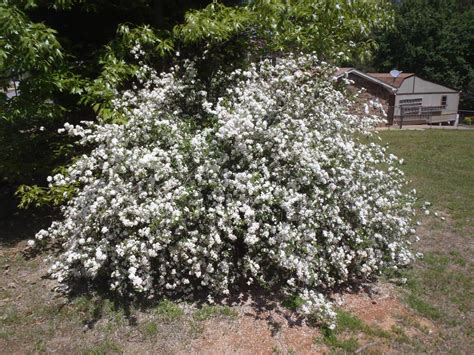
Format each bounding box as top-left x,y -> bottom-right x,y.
398,76 -> 457,94
394,76 -> 459,124
394,92 -> 459,123
334,69 -> 460,125
397,76 -> 415,94
413,76 -> 457,93
394,93 -> 459,110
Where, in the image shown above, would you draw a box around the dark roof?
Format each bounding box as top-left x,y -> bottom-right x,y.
333,68 -> 412,89
366,72 -> 415,88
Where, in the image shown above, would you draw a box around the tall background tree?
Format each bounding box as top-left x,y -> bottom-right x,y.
0,0 -> 222,188
373,0 -> 474,109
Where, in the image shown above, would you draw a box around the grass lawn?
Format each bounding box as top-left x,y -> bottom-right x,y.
0,129 -> 472,353
379,129 -> 474,352
380,129 -> 474,231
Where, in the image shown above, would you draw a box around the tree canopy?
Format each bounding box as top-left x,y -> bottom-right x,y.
374,0 -> 474,109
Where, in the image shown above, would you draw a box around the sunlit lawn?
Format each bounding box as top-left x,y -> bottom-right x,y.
381,129 -> 474,231
380,129 -> 474,352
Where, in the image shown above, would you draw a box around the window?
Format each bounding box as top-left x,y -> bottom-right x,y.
400,98 -> 422,106
399,98 -> 422,116
441,95 -> 447,108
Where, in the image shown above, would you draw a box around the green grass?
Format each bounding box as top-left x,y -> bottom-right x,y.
141,321 -> 159,337
282,295 -> 305,311
380,130 -> 474,352
402,252 -> 474,316
138,301 -> 237,340
391,324 -> 410,344
337,311 -> 390,338
317,310 -> 390,352
153,299 -> 184,322
65,296 -> 128,332
0,306 -> 21,326
405,293 -> 442,320
323,333 -> 360,353
380,130 -> 474,231
32,339 -> 47,353
83,339 -> 122,355
138,300 -> 185,338
193,305 -> 238,321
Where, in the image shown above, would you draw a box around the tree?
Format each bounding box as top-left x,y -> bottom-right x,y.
373,0 -> 474,109
0,0 -> 218,189
1,0 -> 393,210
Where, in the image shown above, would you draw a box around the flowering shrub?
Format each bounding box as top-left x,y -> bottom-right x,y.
30,55 -> 416,326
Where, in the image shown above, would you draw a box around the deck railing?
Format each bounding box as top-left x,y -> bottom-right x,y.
390,105 -> 454,127
398,105 -> 445,116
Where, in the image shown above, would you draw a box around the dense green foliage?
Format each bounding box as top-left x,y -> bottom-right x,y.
0,1 -> 76,184
374,0 -> 474,109
0,0 -> 218,189
175,0 -> 392,62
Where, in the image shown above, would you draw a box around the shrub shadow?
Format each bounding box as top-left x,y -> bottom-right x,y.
58,275 -> 377,333
0,189 -> 56,247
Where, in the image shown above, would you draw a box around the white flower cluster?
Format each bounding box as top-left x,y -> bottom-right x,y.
32,55 -> 417,326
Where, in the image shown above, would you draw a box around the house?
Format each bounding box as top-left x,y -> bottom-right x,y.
334,68 -> 460,126
1,80 -> 20,99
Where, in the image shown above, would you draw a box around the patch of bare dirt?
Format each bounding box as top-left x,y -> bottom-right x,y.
342,282 -> 432,332
186,298 -> 325,354
183,282 -> 439,354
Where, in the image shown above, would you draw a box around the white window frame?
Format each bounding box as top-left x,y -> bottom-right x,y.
399,98 -> 422,106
